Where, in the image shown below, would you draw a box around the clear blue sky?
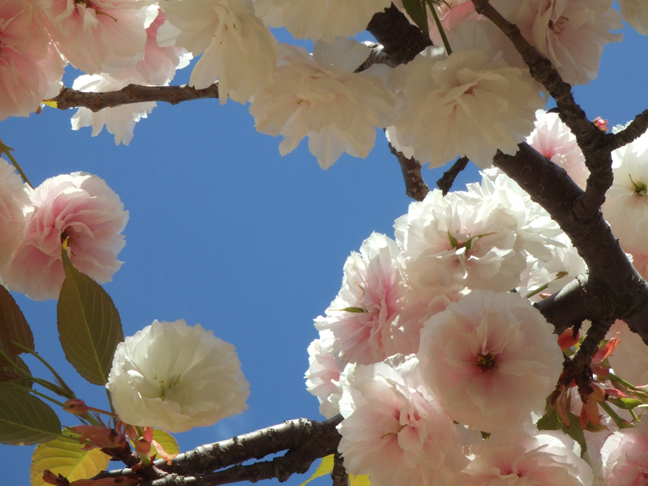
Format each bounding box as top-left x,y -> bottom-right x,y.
1,13 -> 647,486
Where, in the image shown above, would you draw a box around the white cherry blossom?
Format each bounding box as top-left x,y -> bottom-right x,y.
250,38 -> 397,169
158,0 -> 276,103
107,319 -> 249,433
391,48 -> 544,168
252,0 -> 391,42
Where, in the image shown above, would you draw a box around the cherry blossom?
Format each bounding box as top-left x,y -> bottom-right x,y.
527,110 -> 589,189
305,330 -> 342,419
459,429 -> 593,486
107,319 -> 249,432
252,0 -> 391,42
391,48 -> 544,168
418,289 -> 564,432
0,159 -> 30,268
0,0 -> 65,121
602,131 -> 648,254
314,232 -> 406,366
514,0 -> 623,85
37,0 -> 157,75
601,417 -> 648,486
337,355 -> 468,486
250,39 -> 396,169
0,172 -> 129,301
618,0 -> 648,35
158,0 -> 276,104
394,189 -> 526,292
607,320 -> 648,386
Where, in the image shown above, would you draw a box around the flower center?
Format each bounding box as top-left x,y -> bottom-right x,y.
476,353 -> 497,371
629,174 -> 647,196
155,374 -> 182,398
549,16 -> 569,35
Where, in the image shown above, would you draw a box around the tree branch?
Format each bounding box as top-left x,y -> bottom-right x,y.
470,0 -> 613,220
607,109 -> 648,151
96,416 -> 343,482
50,83 -> 221,112
389,143 -> 429,201
436,157 -> 469,195
494,144 -> 648,341
366,4 -> 433,65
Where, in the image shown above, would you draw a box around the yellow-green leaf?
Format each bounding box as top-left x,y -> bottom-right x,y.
350,475 -> 371,486
42,100 -> 58,108
57,247 -> 123,385
0,389 -> 60,445
30,435 -> 111,486
402,0 -> 429,35
151,429 -> 179,458
300,454 -> 334,486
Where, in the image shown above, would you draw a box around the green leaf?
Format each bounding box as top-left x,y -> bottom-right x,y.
0,389 -> 61,445
57,246 -> 123,385
349,476 -> 371,486
0,284 -> 34,355
300,454 -> 334,486
402,0 -> 429,35
0,355 -> 33,388
31,434 -> 111,486
608,397 -> 644,410
536,412 -> 560,431
151,429 -> 179,458
562,411 -> 587,456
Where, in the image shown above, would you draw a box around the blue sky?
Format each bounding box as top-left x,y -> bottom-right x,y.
1,12 -> 648,486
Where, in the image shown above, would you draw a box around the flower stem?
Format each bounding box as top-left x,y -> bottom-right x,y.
0,141 -> 33,188
427,1 -> 453,55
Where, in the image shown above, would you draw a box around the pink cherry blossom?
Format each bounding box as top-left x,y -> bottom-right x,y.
0,159 -> 30,268
0,172 -> 129,301
459,429 -> 593,486
0,0 -> 65,121
394,189 -> 526,292
601,416 -> 648,486
37,0 -> 157,74
305,330 -> 342,419
527,110 -> 589,189
608,320 -> 648,386
338,355 -> 468,486
315,232 -> 406,367
418,289 -> 564,432
515,0 -> 623,85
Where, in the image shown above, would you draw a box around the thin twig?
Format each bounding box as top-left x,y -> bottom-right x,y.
50,83 -> 220,112
331,452 -> 349,486
436,157 -> 469,195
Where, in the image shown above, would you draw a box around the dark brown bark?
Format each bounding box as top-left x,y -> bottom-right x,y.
389,143 -> 430,201
436,157 -> 469,196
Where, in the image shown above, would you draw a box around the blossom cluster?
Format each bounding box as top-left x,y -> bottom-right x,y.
2,0 -> 637,169
306,113 -> 648,486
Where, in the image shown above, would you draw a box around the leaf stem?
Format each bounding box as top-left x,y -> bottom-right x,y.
12,341 -> 76,398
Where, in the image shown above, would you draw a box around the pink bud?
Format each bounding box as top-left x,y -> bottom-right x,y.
593,117 -> 609,132
63,399 -> 89,415
558,328 -> 579,350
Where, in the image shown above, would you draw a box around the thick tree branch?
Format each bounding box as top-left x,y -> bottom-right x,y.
494,144 -> 648,341
97,416 -> 343,483
50,83 -> 221,112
